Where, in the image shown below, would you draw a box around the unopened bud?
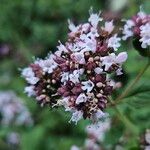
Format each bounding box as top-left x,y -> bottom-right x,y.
94,56 -> 100,61
100,90 -> 104,94
96,82 -> 103,88
87,70 -> 91,74
52,79 -> 56,84
85,52 -> 90,56
42,71 -> 46,75
66,60 -> 69,65
93,98 -> 98,103
47,79 -> 51,83
42,89 -> 46,93
96,93 -> 102,98
45,96 -> 50,102
47,85 -> 50,89
88,57 -> 94,62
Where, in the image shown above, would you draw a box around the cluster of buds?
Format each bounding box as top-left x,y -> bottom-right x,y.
122,9 -> 150,56
22,54 -> 62,107
0,91 -> 33,126
22,9 -> 127,124
71,118 -> 110,150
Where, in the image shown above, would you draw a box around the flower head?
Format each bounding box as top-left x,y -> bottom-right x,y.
22,9 -> 127,124
0,91 -> 33,126
70,118 -> 110,150
122,9 -> 150,49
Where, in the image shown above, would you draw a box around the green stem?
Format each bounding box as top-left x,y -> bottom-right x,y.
109,98 -> 139,135
114,58 -> 150,104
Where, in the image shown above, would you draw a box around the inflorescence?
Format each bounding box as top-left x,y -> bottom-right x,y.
122,9 -> 150,49
71,118 -> 110,150
0,91 -> 33,126
22,9 -> 127,124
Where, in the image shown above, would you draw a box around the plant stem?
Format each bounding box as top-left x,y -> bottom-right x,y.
114,58 -> 150,104
108,97 -> 139,135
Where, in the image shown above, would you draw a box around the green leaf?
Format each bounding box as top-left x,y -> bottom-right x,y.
21,126 -> 46,150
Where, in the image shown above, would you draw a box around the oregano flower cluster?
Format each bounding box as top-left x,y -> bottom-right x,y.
123,11 -> 150,48
22,9 -> 128,124
71,118 -> 110,150
122,9 -> 150,53
0,91 -> 33,126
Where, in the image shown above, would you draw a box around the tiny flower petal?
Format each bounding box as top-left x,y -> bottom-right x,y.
94,67 -> 103,74
70,111 -> 83,124
82,80 -> 94,92
115,52 -> 128,64
108,34 -> 121,51
24,86 -> 35,97
103,21 -> 114,33
140,23 -> 150,48
88,10 -> 102,27
76,93 -> 87,104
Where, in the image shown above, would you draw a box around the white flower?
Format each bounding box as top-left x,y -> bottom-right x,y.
80,34 -> 97,52
115,52 -> 128,63
145,146 -> 150,150
16,110 -> 33,126
103,21 -> 114,33
69,33 -> 97,53
7,132 -> 20,145
69,69 -> 84,84
1,104 -> 15,125
87,26 -> 99,38
140,23 -> 150,48
38,55 -> 58,74
0,91 -> 33,126
22,67 -> 34,78
82,23 -> 90,32
24,86 -> 35,97
55,42 -> 68,56
122,20 -> 135,40
70,110 -> 83,124
27,77 -> 39,85
137,10 -> 146,19
61,72 -> 69,83
68,20 -> 80,32
70,146 -> 80,150
86,118 -> 110,141
94,67 -> 103,74
85,139 -> 99,150
88,12 -> 102,27
108,34 -> 121,51
69,70 -> 80,84
101,52 -> 128,71
116,68 -> 123,75
76,93 -> 87,104
21,67 -> 39,85
94,110 -> 108,120
72,52 -> 86,64
82,80 -> 94,92
60,97 -> 72,111
68,42 -> 83,52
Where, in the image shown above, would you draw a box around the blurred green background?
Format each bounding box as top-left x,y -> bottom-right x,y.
0,0 -> 150,149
